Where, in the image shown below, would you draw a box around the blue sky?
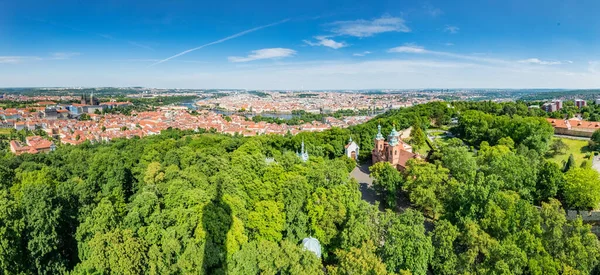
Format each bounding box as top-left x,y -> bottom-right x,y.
1,0 -> 600,89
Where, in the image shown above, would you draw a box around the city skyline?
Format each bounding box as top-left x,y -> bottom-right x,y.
2,0 -> 600,89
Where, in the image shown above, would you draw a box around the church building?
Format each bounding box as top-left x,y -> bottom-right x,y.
297,139 -> 309,162
344,137 -> 359,160
371,124 -> 417,171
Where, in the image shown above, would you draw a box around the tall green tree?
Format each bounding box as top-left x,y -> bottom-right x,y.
328,241 -> 388,275
379,210 -> 433,275
369,162 -> 403,209
563,154 -> 576,172
403,159 -> 453,218
410,119 -> 427,150
431,220 -> 459,275
589,129 -> 600,150
0,190 -> 24,274
247,200 -> 286,242
563,167 -> 600,209
75,228 -> 149,275
535,161 -> 564,203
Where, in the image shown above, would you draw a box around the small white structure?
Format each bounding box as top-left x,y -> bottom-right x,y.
302,237 -> 322,258
344,136 -> 359,160
297,139 -> 309,162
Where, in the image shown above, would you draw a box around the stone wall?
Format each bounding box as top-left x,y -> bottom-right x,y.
566,210 -> 600,222
553,127 -> 594,138
566,210 -> 600,237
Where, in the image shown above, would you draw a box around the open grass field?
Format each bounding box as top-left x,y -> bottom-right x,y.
0,128 -> 12,135
547,137 -> 592,167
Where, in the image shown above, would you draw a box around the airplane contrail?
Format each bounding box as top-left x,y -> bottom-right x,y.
148,19 -> 290,67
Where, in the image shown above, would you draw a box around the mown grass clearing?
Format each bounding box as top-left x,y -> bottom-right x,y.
547,137 -> 592,167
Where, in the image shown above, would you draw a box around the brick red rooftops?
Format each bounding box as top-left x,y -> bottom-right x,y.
547,118 -> 600,131
9,136 -> 55,155
36,101 -> 56,106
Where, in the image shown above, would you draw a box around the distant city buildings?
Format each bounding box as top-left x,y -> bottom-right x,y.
575,99 -> 587,108
196,91 -> 436,114
9,136 -> 55,155
542,100 -> 563,112
2,105 -> 371,155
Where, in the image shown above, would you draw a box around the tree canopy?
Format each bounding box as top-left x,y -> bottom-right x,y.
0,101 -> 598,274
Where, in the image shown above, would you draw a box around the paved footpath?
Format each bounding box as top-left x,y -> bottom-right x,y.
350,162 -> 411,212
593,155 -> 600,174
350,162 -> 378,205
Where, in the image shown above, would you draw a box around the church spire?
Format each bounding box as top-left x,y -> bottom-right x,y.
388,124 -> 399,146
297,138 -> 309,162
375,124 -> 384,140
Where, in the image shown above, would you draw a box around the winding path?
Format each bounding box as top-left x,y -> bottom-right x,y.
351,162 -> 378,205
351,161 -> 411,212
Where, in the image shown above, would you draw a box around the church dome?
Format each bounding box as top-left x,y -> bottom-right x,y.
388,126 -> 400,138
388,126 -> 400,146
375,124 -> 384,140
302,237 -> 322,258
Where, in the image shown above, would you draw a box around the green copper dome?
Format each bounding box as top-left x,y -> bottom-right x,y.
375,124 -> 384,140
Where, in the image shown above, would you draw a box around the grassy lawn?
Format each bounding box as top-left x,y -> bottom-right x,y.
547,137 -> 592,167
0,128 -> 12,135
427,130 -> 454,147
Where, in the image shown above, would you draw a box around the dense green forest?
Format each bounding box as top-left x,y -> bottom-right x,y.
520,90 -> 600,101
250,109 -> 373,126
0,101 -> 599,274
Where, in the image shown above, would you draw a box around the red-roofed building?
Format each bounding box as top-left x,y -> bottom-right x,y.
371,125 -> 417,171
36,101 -> 56,106
9,136 -> 55,155
547,118 -> 600,137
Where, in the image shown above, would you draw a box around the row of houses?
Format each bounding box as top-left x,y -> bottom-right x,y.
539,99 -> 590,112
4,108 -> 372,155
9,136 -> 56,155
547,118 -> 600,137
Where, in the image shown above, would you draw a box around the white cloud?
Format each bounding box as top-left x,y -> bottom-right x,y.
423,3 -> 443,17
329,15 -> 410,38
388,44 -> 517,65
445,42 -> 454,46
3,57 -> 599,89
117,59 -> 209,64
228,48 -> 296,62
51,52 -> 81,60
127,41 -> 154,51
567,60 -> 574,64
589,61 -> 600,73
303,36 -> 348,49
353,51 -> 372,57
388,44 -> 427,54
141,59 -> 599,89
518,58 -> 562,65
0,56 -> 41,64
444,25 -> 460,34
0,53 -> 80,64
150,19 -> 289,66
